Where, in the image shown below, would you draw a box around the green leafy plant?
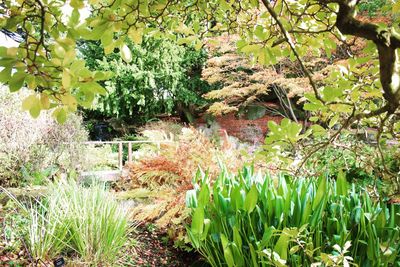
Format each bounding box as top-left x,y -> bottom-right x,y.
186,167 -> 400,266
48,179 -> 128,265
20,165 -> 59,186
1,179 -> 128,265
358,0 -> 388,16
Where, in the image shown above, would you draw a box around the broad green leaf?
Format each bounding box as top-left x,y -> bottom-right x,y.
9,71 -> 25,92
53,107 -> 67,124
128,28 -> 143,44
233,226 -> 242,250
241,44 -> 262,53
22,94 -> 38,110
313,176 -> 327,210
198,184 -> 210,207
54,43 -> 66,58
62,69 -> 71,89
0,67 -> 12,82
191,206 -> 204,236
336,171 -> 348,196
244,184 -> 258,213
274,228 -> 291,261
40,93 -> 50,109
220,234 -> 235,267
322,86 -> 343,101
329,103 -> 353,113
29,105 -> 41,118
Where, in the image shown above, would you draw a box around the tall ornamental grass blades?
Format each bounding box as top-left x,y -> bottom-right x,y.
48,180 -> 128,265
2,179 -> 128,265
186,168 -> 400,266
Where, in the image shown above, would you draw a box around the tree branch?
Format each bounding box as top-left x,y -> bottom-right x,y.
261,0 -> 325,104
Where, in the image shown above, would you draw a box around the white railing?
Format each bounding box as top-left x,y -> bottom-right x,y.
83,140 -> 173,171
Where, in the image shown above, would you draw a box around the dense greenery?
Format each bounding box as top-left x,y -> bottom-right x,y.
187,167 -> 400,266
79,38 -> 209,123
359,0 -> 388,16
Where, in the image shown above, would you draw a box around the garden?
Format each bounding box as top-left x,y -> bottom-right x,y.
0,0 -> 400,266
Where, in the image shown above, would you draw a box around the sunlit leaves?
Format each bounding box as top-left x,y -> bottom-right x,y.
22,94 -> 41,118
9,71 -> 25,92
53,107 -> 67,124
128,28 -> 143,44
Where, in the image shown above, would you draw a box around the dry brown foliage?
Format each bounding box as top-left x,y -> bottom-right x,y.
117,124 -> 259,244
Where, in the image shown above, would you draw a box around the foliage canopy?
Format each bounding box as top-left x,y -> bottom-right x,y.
79,37 -> 208,123
1,0 -> 399,173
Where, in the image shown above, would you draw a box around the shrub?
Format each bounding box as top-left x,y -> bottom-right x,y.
186,167 -> 400,266
2,179 -> 128,265
0,87 -> 88,187
304,135 -> 400,196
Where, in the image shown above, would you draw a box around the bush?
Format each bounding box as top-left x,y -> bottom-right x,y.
3,179 -> 128,265
304,135 -> 400,196
186,167 -> 400,266
0,87 -> 88,187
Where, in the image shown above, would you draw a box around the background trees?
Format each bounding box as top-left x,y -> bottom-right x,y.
79,37 -> 209,124
0,0 -> 399,175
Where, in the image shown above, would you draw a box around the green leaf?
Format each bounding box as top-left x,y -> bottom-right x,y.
233,226 -> 242,250
128,28 -> 143,44
313,176 -> 327,210
274,228 -> 291,261
329,103 -> 353,113
249,243 -> 258,267
191,207 -> 204,237
81,82 -> 107,95
0,67 -> 12,83
54,43 -> 66,58
29,105 -> 41,118
9,71 -> 25,92
241,44 -> 262,53
197,184 -> 210,208
220,234 -> 235,267
62,69 -> 71,89
244,184 -> 258,213
22,94 -> 38,110
336,171 -> 348,196
322,86 -> 343,101
311,124 -> 326,136
53,107 -> 67,124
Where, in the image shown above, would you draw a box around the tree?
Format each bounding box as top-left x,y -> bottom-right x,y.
0,0 -> 399,173
79,37 -> 208,123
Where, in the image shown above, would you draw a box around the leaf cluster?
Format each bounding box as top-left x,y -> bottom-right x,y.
187,167 -> 400,266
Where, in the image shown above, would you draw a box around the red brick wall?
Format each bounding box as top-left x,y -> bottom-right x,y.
196,112 -> 284,144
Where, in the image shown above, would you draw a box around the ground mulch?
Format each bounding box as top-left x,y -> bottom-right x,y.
124,225 -> 207,267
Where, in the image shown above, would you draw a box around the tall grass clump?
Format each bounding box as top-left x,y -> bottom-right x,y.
2,179 -> 128,265
51,180 -> 128,265
186,167 -> 400,266
4,191 -> 71,263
